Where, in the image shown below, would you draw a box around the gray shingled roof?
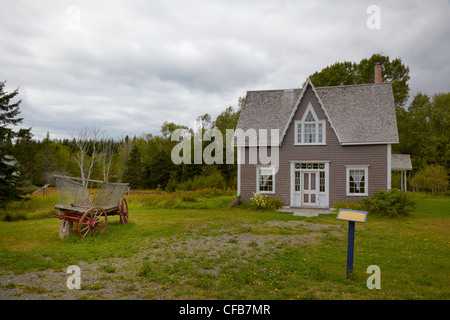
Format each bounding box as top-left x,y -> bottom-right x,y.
235,88 -> 301,146
235,80 -> 399,146
391,154 -> 413,171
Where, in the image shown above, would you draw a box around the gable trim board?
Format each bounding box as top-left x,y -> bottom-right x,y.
280,78 -> 342,147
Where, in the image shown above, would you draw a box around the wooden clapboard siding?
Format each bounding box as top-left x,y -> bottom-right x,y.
240,86 -> 388,207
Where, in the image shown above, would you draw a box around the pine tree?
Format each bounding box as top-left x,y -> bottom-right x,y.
0,81 -> 31,204
123,143 -> 144,189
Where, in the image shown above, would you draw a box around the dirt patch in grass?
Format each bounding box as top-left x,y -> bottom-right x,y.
0,220 -> 343,300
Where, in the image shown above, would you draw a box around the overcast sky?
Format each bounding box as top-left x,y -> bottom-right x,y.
1,0 -> 449,140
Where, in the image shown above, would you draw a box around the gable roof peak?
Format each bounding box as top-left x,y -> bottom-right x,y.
279,78 -> 340,145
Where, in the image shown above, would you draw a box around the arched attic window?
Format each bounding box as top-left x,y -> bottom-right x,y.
294,103 -> 326,145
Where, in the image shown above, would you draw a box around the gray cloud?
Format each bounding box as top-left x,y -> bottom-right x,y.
1,0 -> 449,140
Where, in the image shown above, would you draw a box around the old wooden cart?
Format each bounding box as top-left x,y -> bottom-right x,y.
54,175 -> 129,238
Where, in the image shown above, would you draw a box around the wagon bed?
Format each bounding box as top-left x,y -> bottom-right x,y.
54,204 -> 119,214
53,175 -> 129,238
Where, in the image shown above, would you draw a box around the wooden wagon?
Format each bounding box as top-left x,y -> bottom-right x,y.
54,175 -> 129,238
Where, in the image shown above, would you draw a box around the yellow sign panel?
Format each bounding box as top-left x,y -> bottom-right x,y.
337,209 -> 367,223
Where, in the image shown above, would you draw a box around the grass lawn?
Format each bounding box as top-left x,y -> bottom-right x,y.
0,191 -> 448,300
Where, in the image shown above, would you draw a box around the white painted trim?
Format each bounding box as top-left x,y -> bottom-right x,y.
324,162 -> 330,208
280,78 -> 341,146
387,144 -> 392,190
346,165 -> 369,197
256,166 -> 276,194
318,120 -> 326,144
294,120 -> 301,145
237,147 -> 241,196
290,161 -> 329,208
345,165 -> 371,168
290,160 -> 330,163
290,162 -> 295,207
340,141 -> 399,146
234,144 -> 279,147
293,103 -> 327,145
302,103 -> 319,122
280,79 -> 310,145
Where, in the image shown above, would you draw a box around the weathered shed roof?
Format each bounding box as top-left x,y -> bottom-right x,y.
391,154 -> 413,171
235,79 -> 399,146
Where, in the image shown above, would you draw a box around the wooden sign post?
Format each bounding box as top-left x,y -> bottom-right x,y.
337,209 -> 368,278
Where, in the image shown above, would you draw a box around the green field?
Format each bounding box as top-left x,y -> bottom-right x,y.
0,191 -> 449,300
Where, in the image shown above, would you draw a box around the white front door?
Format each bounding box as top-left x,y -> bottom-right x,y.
291,162 -> 329,208
302,171 -> 319,207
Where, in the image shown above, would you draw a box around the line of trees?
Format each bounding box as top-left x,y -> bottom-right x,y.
395,92 -> 449,194
6,97 -> 243,194
1,53 -> 449,203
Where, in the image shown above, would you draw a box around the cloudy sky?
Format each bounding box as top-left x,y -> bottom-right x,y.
1,0 -> 449,140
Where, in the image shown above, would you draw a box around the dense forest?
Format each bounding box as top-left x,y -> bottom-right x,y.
1,54 -> 449,201
8,102 -> 243,192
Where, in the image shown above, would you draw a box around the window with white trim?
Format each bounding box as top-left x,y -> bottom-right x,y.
257,167 -> 275,193
346,166 -> 369,196
320,171 -> 325,192
295,104 -> 326,145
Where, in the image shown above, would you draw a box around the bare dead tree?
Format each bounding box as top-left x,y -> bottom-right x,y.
72,126 -> 102,184
99,138 -> 117,182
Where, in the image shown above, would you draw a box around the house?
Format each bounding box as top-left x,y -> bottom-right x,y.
235,64 -> 407,209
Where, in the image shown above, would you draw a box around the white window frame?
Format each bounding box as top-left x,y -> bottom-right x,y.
346,165 -> 369,196
294,103 -> 326,145
256,166 -> 276,194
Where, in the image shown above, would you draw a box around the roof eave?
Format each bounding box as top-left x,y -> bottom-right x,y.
340,141 -> 399,146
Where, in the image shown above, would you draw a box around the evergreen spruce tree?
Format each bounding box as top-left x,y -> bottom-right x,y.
0,81 -> 31,205
123,143 -> 144,189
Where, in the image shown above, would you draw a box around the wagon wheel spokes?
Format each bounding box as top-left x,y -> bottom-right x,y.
79,223 -> 91,238
118,197 -> 129,224
78,207 -> 108,238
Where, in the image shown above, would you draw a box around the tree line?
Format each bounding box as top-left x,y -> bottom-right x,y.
1,53 -> 449,204
5,98 -> 243,194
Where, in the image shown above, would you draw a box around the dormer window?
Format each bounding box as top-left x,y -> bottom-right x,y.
295,103 -> 326,145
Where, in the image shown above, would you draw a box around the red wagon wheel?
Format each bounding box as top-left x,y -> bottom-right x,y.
78,207 -> 108,238
118,197 -> 129,224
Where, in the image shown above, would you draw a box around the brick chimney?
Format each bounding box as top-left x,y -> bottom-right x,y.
374,62 -> 382,84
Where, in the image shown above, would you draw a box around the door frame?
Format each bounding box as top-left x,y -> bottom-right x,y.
290,161 -> 329,208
